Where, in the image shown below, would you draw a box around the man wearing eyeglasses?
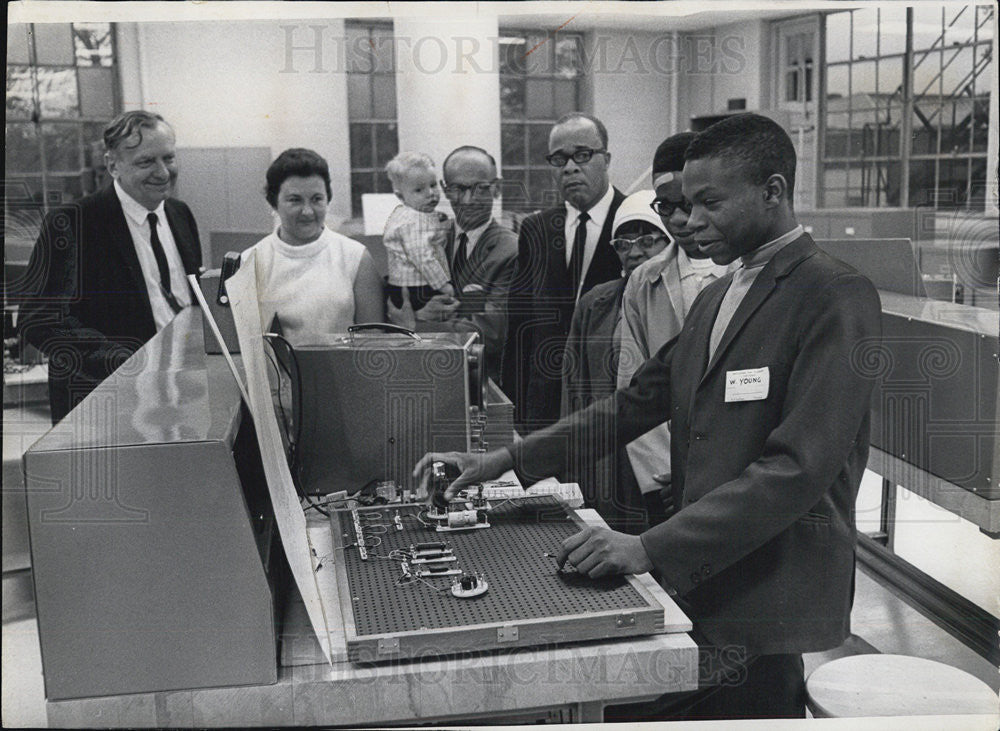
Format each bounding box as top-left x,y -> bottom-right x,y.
617,133 -> 733,526
387,146 -> 517,383
501,112 -> 625,433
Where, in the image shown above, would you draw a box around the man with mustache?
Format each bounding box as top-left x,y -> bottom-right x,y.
19,111 -> 202,422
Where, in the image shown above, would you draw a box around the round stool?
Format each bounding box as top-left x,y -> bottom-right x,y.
806,654 -> 999,718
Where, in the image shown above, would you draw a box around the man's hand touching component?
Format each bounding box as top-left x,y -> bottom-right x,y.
413,448 -> 514,502
557,526 -> 654,578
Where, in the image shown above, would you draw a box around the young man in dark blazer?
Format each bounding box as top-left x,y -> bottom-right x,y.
501,113 -> 626,434
18,111 -> 202,423
417,114 -> 882,720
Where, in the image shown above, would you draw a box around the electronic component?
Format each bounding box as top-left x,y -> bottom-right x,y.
415,564 -> 463,578
410,554 -> 457,564
376,481 -> 399,503
393,512 -> 403,531
450,573 -> 488,598
412,542 -> 447,552
435,501 -> 489,532
351,510 -> 369,560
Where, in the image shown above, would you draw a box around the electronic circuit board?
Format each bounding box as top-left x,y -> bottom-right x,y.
329,495 -> 668,662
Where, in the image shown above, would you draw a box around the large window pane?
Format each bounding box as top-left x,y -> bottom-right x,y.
347,74 -> 372,119
553,79 -> 577,116
373,122 -> 398,167
826,64 -> 850,100
345,25 -> 374,73
937,158 -> 970,206
851,7 -> 878,59
528,123 -> 551,165
5,123 -> 41,173
36,68 -> 79,118
8,24 -> 30,64
350,171 -> 374,219
6,65 -> 35,119
826,13 -> 852,63
43,124 -> 82,171
525,78 -> 554,119
912,6 -> 944,52
500,76 -> 525,117
824,111 -> 850,157
908,159 -> 937,206
554,36 -> 582,78
499,29 -> 583,211
73,23 -> 114,67
371,73 -> 396,119
524,33 -> 552,75
942,5 -> 976,48
78,67 -> 115,118
877,56 -> 903,97
82,121 -> 105,168
975,6 -> 995,42
878,6 -> 907,56
34,23 -> 75,65
501,123 -> 525,167
851,60 -> 878,98
349,123 -> 373,169
911,104 -> 939,155
371,27 -> 395,73
500,37 -> 528,75
970,97 -> 990,153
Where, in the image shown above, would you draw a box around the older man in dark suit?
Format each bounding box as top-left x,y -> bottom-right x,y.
417,114 -> 882,720
19,111 -> 202,423
501,113 -> 626,433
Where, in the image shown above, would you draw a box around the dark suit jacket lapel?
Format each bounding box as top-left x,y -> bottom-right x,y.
700,234 -> 819,384
543,208 -> 572,293
98,185 -> 149,295
582,187 -> 625,292
164,199 -> 201,275
467,221 -> 498,273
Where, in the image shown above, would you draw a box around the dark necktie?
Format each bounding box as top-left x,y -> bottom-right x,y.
453,231 -> 469,284
569,211 -> 590,297
147,212 -> 182,313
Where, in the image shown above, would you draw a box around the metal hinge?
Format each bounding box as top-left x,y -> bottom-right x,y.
497,626 -> 519,643
377,637 -> 400,654
615,613 -> 636,628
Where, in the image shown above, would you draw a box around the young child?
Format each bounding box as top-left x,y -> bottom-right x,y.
383,152 -> 454,311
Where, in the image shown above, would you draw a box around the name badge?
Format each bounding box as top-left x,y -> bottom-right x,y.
725,367 -> 769,402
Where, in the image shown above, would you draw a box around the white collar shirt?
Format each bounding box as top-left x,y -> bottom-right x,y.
564,185 -> 616,298
676,247 -> 731,318
115,181 -> 191,330
454,217 -> 493,261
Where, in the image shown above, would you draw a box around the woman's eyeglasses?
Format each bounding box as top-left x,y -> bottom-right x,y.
611,234 -> 668,253
650,198 -> 692,217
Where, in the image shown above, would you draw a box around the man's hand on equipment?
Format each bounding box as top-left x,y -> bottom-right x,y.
413,449 -> 514,502
557,526 -> 654,578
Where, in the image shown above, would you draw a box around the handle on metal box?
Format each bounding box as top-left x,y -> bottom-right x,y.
348,322 -> 420,340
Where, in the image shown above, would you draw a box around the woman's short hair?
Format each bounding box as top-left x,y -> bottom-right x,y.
385,151 -> 436,190
265,148 -> 332,207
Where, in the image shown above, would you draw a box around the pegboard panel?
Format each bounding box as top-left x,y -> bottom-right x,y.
332,497 -> 655,638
